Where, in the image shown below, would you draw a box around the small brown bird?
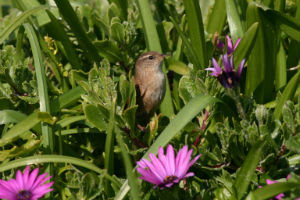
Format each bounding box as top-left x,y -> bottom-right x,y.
134,51 -> 167,118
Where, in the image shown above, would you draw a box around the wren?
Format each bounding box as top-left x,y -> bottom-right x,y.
134,51 -> 167,118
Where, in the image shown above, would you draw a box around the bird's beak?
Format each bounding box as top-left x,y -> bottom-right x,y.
161,53 -> 170,58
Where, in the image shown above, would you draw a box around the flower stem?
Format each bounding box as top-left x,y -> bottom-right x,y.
226,87 -> 245,120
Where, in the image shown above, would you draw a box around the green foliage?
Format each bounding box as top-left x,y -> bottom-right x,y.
0,0 -> 300,199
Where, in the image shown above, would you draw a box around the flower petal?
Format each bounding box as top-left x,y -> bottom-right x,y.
212,58 -> 222,74
234,38 -> 241,50
226,35 -> 233,54
238,59 -> 245,77
222,54 -> 233,73
149,153 -> 168,179
166,144 -> 176,175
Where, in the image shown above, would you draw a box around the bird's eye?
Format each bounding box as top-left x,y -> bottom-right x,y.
148,55 -> 154,60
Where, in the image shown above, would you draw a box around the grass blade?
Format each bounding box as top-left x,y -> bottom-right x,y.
135,0 -> 161,53
234,22 -> 259,70
104,99 -> 116,196
183,0 -> 207,69
225,0 -> 244,42
53,0 -> 101,64
50,86 -> 85,114
249,182 -> 300,200
170,16 -> 200,69
0,5 -> 48,44
274,70 -> 300,119
0,155 -> 121,187
245,3 -> 277,103
233,138 -> 265,199
46,10 -> 81,69
0,110 -> 27,125
275,41 -> 287,90
206,0 -> 227,35
116,127 -> 141,200
0,112 -> 54,146
24,23 -> 54,152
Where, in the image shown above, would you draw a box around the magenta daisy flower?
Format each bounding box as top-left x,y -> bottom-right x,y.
0,166 -> 54,200
137,144 -> 201,189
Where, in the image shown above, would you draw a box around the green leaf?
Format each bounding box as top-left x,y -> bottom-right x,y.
94,40 -> 122,63
104,99 -> 116,197
245,3 -> 277,103
111,21 -> 125,44
0,5 -> 48,44
225,0 -> 244,42
170,16 -> 200,68
83,104 -> 108,132
254,2 -> 300,41
56,116 -> 86,128
46,10 -> 81,70
183,0 -> 207,69
0,155 -> 121,187
53,0 -> 101,64
0,110 -> 27,125
0,112 -> 55,146
275,41 -> 287,90
273,70 -> 300,119
135,0 -> 161,53
109,0 -> 128,20
286,134 -> 300,153
123,106 -> 138,130
24,23 -> 53,151
233,138 -> 266,200
168,59 -> 190,75
248,181 -> 300,200
115,127 -> 141,200
115,94 -> 218,200
234,22 -> 259,70
206,0 -> 226,35
50,86 -> 85,114
273,12 -> 300,41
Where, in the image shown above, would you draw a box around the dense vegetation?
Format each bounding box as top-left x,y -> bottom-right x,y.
0,0 -> 300,199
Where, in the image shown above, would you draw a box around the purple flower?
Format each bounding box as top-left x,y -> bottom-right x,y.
137,144 -> 201,189
0,166 -> 54,200
215,35 -> 241,55
205,54 -> 245,88
226,35 -> 241,55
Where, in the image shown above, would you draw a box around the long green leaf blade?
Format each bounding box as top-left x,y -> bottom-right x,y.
24,23 -> 53,151
0,5 -> 48,44
183,0 -> 207,69
46,10 -> 81,69
53,0 -> 101,64
0,155 -> 121,187
234,138 -> 265,199
0,112 -> 54,146
245,3 -> 276,103
234,22 -> 259,70
116,127 -> 141,200
206,0 -> 227,35
225,0 -> 244,42
249,182 -> 300,200
274,70 -> 300,119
